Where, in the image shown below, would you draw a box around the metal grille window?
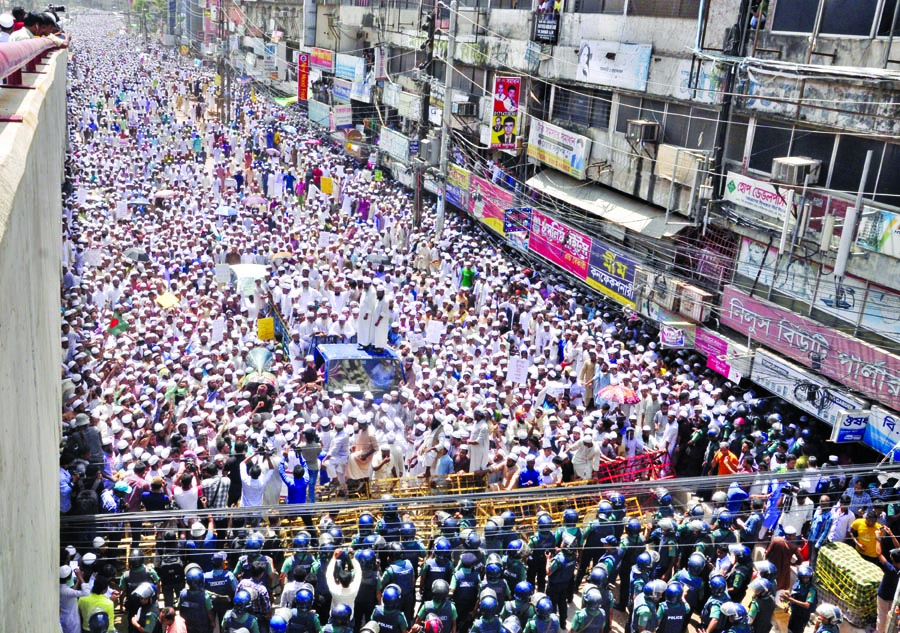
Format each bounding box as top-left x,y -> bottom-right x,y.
553,87 -> 612,129
572,0 -> 625,14
627,0 -> 701,18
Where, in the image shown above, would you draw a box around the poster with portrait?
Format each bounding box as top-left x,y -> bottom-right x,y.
490,76 -> 520,150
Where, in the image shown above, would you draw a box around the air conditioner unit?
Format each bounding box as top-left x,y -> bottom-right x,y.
361,12 -> 374,27
648,273 -> 680,311
771,156 -> 821,186
451,101 -> 477,117
679,284 -> 712,323
626,119 -> 659,144
420,138 -> 440,166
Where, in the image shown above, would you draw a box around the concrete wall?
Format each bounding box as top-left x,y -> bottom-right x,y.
0,49 -> 66,633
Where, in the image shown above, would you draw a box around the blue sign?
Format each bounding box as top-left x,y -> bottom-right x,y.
332,79 -> 352,104
503,207 -> 533,233
863,407 -> 899,454
832,412 -> 869,443
409,140 -> 419,155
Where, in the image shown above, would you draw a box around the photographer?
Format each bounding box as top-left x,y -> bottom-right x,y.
298,427 -> 323,503
239,451 -> 275,523
279,446 -> 309,504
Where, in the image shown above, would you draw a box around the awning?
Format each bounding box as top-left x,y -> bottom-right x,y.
525,170 -> 690,240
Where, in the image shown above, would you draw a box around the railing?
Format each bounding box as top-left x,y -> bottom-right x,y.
0,38 -> 58,86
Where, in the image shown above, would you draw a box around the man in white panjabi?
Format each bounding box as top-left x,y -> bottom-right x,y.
370,284 -> 392,352
357,278 -> 377,350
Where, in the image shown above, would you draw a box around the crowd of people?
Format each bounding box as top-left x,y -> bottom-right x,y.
53,12 -> 900,633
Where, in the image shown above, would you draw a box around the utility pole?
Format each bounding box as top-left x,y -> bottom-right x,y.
216,0 -> 231,124
436,0 -> 457,239
413,0 -> 436,226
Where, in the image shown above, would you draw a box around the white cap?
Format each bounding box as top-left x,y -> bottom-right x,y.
0,14 -> 14,29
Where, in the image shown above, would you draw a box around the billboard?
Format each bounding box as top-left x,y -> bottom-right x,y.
490,76 -> 520,150
332,79 -> 352,103
297,52 -> 309,101
335,53 -> 365,81
863,406 -> 900,455
586,238 -> 637,307
469,175 -> 515,236
576,41 -> 651,91
307,100 -> 331,130
310,47 -> 334,72
724,171 -> 794,224
378,127 -> 411,162
333,104 -> 353,129
528,210 -> 591,280
527,119 -> 592,180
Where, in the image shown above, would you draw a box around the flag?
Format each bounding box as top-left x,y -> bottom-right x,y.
108,312 -> 129,337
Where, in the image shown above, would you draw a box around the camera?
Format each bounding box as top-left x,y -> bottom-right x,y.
48,4 -> 65,11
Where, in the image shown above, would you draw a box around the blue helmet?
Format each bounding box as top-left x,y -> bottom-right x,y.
665,581 -> 684,604
626,518 -> 643,536
536,597 -> 554,619
466,531 -> 482,550
486,562 -> 503,582
688,504 -> 705,518
480,594 -> 500,618
563,509 -> 579,526
400,522 -> 417,540
583,587 -> 603,612
186,568 -> 204,590
608,493 -> 625,510
382,498 -> 399,515
328,526 -> 344,545
507,539 -> 525,559
537,513 -> 553,530
501,511 -> 517,528
270,615 -> 287,633
597,501 -> 614,516
246,533 -> 264,550
687,553 -> 706,575
797,565 -> 814,581
295,588 -> 314,611
721,602 -> 747,623
709,574 -> 728,597
358,512 -> 376,534
233,590 -> 252,614
644,579 -> 667,602
716,512 -> 733,528
589,565 -> 608,588
733,545 -> 752,564
636,552 -> 652,571
657,489 -> 673,505
356,548 -> 376,569
442,517 -> 460,536
754,560 -> 777,581
363,534 -> 381,550
293,532 -> 311,550
88,611 -> 110,633
331,603 -> 352,626
483,519 -> 500,538
434,537 -> 452,559
383,584 -> 402,609
514,581 -> 534,602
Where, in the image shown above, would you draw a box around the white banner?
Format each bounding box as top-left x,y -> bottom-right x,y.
527,119 -> 592,180
576,41 -> 651,91
378,127 -> 410,162
724,171 -> 794,224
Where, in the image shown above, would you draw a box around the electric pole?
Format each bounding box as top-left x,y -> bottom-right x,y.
216,0 -> 231,124
413,0 -> 436,226
436,0 -> 457,239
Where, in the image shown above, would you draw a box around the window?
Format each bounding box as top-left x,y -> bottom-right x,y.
771,0 -> 818,32
831,135 -> 882,196
820,0 -> 878,35
615,94 -> 641,133
749,121 -> 792,172
451,65 -> 485,95
640,99 -> 665,125
789,127 -> 836,186
664,103 -> 691,147
878,0 -> 900,35
628,0 -> 701,18
572,0 -> 625,14
491,0 -> 525,9
876,143 -> 900,204
687,107 -> 717,150
773,0 -> 890,35
552,87 -> 612,129
725,115 -> 749,162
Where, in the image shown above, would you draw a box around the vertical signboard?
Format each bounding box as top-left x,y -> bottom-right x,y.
297,52 -> 309,101
490,76 -> 520,150
446,164 -> 471,209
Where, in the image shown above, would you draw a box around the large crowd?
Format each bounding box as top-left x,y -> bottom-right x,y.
51,12 -> 900,633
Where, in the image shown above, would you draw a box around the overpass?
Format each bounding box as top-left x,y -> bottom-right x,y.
0,39 -> 67,632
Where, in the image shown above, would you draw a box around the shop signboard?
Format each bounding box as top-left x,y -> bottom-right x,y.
528,210 -> 591,279
527,119 -> 591,180
586,239 -> 636,307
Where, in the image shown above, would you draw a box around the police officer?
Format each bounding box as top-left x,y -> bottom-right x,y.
484,558 -> 511,602
582,567 -> 613,633
352,513 -> 377,550
785,565 -> 816,633
205,551 -> 239,626
632,580 -> 665,633
483,519 -> 504,560
178,568 -> 216,633
523,597 -> 560,633
720,603 -> 751,633
711,514 -> 737,549
813,604 -> 843,633
747,579 -> 776,633
383,542 -> 417,627
451,552 -> 482,633
324,604 -> 353,633
130,582 -> 161,633
372,584 -> 410,633
401,522 -> 428,574
654,519 -> 678,581
728,546 -> 753,604
459,500 -> 478,530
282,533 -> 316,586
546,533 -> 577,625
287,588 -> 322,633
471,595 -> 503,633
616,519 -> 646,611
499,512 -> 520,550
569,587 -> 606,633
119,552 -> 160,633
311,539 -> 337,623
378,498 -> 404,544
657,582 -> 690,633
420,538 -> 454,603
503,541 -> 528,589
626,552 -> 654,620
500,582 -> 534,629
577,502 -> 615,587
527,513 -> 556,593
700,575 -> 729,633
414,580 -> 457,633
354,549 -> 382,632
672,553 -> 705,614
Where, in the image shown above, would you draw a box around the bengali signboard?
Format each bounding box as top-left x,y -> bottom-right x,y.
446,164 -> 471,209
528,210 -> 591,279
527,119 -> 592,180
831,411 -> 870,443
722,286 -> 900,411
297,52 -> 309,101
378,127 -> 410,163
863,406 -> 900,455
307,99 -> 331,130
335,53 -> 365,81
695,328 -> 745,382
469,175 -> 515,236
490,76 -> 520,150
310,47 -> 334,72
576,41 -> 651,91
586,239 -> 636,307
503,208 -> 533,233
750,349 -> 870,428
332,78 -> 352,103
532,12 -> 560,45
333,104 -> 353,129
724,171 -> 794,224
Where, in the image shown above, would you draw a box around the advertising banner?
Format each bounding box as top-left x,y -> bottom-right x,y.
469,175 -> 515,236
532,12 -> 560,45
695,328 -> 745,382
335,53 -> 365,81
490,76 -> 520,150
527,119 -> 592,180
373,45 -> 387,79
307,100 -> 332,130
724,171 -> 794,224
831,411 -> 870,443
863,406 -> 900,455
528,210 -> 591,279
332,79 -> 352,103
503,207 -> 533,233
378,127 -> 411,162
857,208 -> 900,259
297,52 -> 309,101
576,41 -> 651,91
446,164 -> 471,209
750,349 -> 870,428
586,238 -> 636,307
310,47 -> 334,72
722,286 -> 900,411
333,104 -> 353,129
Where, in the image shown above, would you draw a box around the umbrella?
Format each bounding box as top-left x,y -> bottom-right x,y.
128,197 -> 151,205
283,124 -> 297,134
265,148 -> 280,156
305,139 -> 322,146
215,205 -> 237,217
242,195 -> 266,206
598,384 -> 641,405
270,252 -> 294,261
123,247 -> 150,262
154,189 -> 177,199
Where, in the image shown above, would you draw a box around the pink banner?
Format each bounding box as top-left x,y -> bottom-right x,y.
528,210 -> 591,280
696,328 -> 734,379
469,175 -> 515,236
721,286 -> 900,411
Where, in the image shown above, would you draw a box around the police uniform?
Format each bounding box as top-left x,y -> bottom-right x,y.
178,588 -> 215,633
